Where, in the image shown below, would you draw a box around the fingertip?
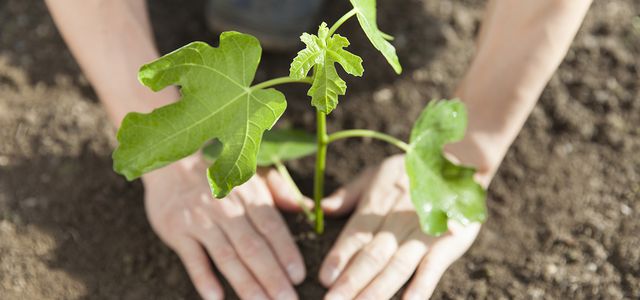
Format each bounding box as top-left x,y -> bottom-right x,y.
264,168 -> 305,211
287,262 -> 306,284
303,197 -> 315,210
318,256 -> 340,287
173,239 -> 225,300
205,288 -> 224,300
320,268 -> 339,287
325,290 -> 347,300
321,191 -> 346,215
403,290 -> 422,300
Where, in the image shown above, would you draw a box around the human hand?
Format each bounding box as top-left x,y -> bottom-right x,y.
142,154 -> 306,300
319,155 -> 489,300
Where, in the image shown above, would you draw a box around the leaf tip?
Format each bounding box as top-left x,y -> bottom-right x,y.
206,167 -> 230,199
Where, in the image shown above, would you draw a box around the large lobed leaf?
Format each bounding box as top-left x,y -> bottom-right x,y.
113,32 -> 286,198
405,100 -> 486,236
290,23 -> 364,114
349,0 -> 402,74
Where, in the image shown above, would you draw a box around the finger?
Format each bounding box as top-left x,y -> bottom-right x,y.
237,176 -> 306,284
213,193 -> 298,300
326,195 -> 417,300
320,160 -> 405,287
172,237 -> 225,300
403,223 -> 481,300
321,167 -> 376,216
357,229 -> 433,300
325,232 -> 398,300
262,168 -> 314,212
193,221 -> 269,300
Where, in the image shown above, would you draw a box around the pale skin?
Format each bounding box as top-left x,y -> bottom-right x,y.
45,0 -> 592,299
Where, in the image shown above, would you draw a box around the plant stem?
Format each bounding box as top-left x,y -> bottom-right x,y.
328,8 -> 357,36
313,110 -> 329,233
273,158 -> 315,222
327,129 -> 410,152
251,76 -> 313,90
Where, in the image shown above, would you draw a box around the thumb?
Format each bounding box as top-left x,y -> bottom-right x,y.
261,168 -> 314,212
322,167 -> 376,216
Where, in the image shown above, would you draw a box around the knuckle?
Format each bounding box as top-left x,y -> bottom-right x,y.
242,287 -> 265,300
359,247 -> 389,268
350,231 -> 373,248
237,233 -> 267,258
337,273 -> 358,292
190,268 -> 213,287
152,215 -> 184,241
388,256 -> 416,276
210,244 -> 238,263
256,217 -> 283,235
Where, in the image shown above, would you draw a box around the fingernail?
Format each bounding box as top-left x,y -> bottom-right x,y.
320,266 -> 339,286
321,196 -> 338,208
325,291 -> 345,300
404,292 -> 422,300
277,289 -> 298,300
207,290 -> 222,300
251,293 -> 269,300
287,263 -> 305,283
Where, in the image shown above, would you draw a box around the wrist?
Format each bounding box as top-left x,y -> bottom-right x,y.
444,93 -> 532,187
101,85 -> 179,128
444,133 -> 501,187
447,79 -> 542,186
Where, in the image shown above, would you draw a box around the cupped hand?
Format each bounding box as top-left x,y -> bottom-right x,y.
319,155 -> 488,300
142,153 -> 306,300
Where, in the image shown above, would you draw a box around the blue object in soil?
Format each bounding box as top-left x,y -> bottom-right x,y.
207,0 -> 325,51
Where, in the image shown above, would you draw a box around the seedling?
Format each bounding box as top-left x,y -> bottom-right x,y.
113,0 -> 486,235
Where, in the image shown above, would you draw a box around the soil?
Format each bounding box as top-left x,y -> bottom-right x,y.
1,0 -> 639,299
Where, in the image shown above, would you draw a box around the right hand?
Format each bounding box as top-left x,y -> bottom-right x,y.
142,154 -> 306,300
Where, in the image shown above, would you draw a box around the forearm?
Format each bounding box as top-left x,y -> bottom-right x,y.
447,0 -> 592,182
45,0 -> 177,126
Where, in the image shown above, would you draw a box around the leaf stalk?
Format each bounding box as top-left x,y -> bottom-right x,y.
328,8 -> 357,36
251,76 -> 313,90
327,129 -> 410,152
273,158 -> 315,222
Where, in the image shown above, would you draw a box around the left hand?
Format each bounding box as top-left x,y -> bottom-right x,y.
319,155 -> 489,300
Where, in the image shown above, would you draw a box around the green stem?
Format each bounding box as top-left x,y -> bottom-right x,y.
251,76 -> 313,90
273,158 -> 315,222
313,110 -> 328,233
380,31 -> 395,41
328,8 -> 357,36
327,129 -> 410,152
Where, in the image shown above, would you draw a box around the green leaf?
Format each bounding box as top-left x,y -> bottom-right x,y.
349,0 -> 402,74
405,100 -> 486,236
203,129 -> 317,166
113,32 -> 287,198
290,23 -> 364,114
257,129 -> 317,166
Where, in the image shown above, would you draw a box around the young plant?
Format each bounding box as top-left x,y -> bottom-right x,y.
113,0 -> 486,236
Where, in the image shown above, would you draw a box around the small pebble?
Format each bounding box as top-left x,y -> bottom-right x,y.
0,155 -> 9,166
545,263 -> 558,275
373,88 -> 393,104
620,203 -> 632,216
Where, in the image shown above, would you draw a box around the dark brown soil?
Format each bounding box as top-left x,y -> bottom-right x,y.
1,0 -> 638,299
